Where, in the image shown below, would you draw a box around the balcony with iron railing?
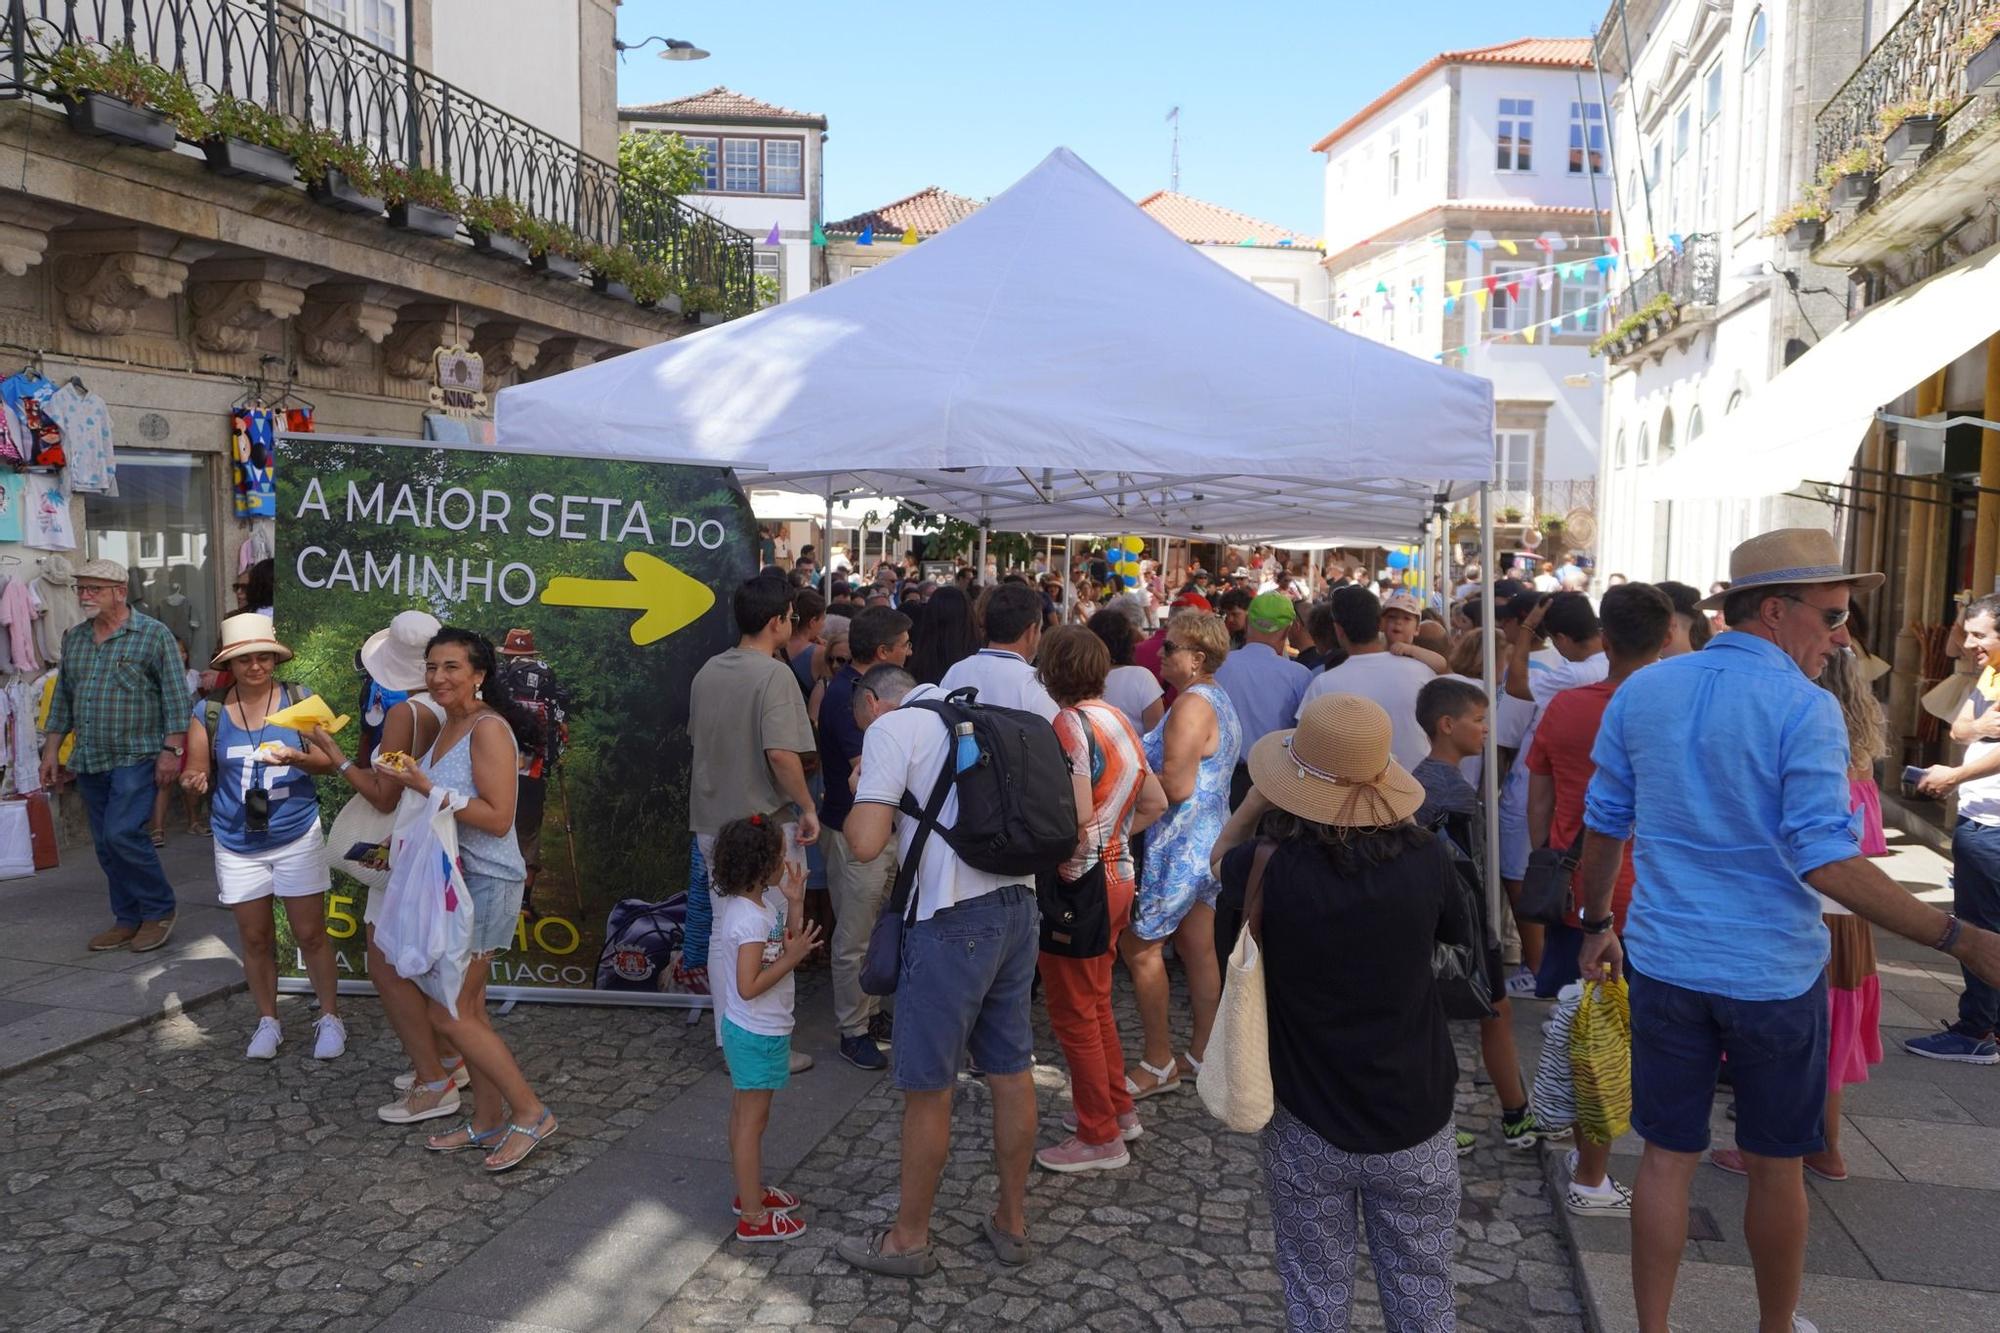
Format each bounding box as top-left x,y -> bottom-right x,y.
1,0 -> 757,316
1590,233 -> 1718,362
1809,0 -> 2000,269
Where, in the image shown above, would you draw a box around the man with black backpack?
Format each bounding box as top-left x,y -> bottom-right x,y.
836,659 -> 1077,1277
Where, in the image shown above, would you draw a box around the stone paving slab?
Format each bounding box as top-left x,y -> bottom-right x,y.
1813,1175 -> 2000,1292
1576,1251 -> 2000,1333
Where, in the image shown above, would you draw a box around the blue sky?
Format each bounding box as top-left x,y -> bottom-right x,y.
614,1 -> 1605,233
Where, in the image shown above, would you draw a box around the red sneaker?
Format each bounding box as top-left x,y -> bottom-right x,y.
736,1209 -> 808,1243
732,1186 -> 802,1215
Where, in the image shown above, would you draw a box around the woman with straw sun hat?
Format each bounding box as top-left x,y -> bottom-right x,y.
181,614 -> 347,1061
1210,692 -> 1474,1333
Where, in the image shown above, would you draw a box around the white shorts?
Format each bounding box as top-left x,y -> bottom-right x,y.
215,825 -> 331,906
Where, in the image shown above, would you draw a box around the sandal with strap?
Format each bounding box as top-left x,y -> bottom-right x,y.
426,1121 -> 507,1154
1124,1057 -> 1183,1101
483,1109 -> 557,1173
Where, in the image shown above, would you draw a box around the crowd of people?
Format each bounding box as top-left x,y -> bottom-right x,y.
45,523 -> 2000,1331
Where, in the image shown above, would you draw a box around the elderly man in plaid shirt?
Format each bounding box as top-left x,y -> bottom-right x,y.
39,559 -> 192,953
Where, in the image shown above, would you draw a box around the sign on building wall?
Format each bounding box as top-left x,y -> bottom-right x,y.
273,433 -> 756,1005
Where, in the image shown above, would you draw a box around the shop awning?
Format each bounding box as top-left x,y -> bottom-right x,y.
1653,239 -> 2000,500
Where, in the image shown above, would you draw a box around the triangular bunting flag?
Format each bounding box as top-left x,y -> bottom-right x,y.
858,224 -> 874,245
1375,280 -> 1389,293
766,222 -> 781,246
1606,236 -> 1621,254
1277,238 -> 1294,247
811,222 -> 827,247
1498,239 -> 1519,255
1643,237 -> 1658,264
1446,279 -> 1464,298
900,226 -> 918,245
1668,232 -> 1684,253
1506,280 -> 1521,302
1537,272 -> 1553,293
1238,236 -> 1256,247
1482,275 -> 1499,294
1474,289 -> 1489,309
1594,255 -> 1614,274
1467,239 -> 1483,253
1534,237 -> 1553,253
1443,296 -> 1458,315
1522,325 -> 1537,345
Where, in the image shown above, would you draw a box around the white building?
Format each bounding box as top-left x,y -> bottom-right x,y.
618,86 -> 829,302
1590,1 -> 1859,585
1135,192 -> 1329,314
1313,38 -> 1616,554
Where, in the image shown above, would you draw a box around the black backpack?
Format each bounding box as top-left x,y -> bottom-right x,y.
898,687 -> 1077,877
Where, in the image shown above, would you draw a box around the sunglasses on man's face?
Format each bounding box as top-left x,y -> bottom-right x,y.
1777,593 -> 1850,630
830,655 -> 851,667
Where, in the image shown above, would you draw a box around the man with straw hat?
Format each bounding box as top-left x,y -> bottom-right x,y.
41,558 -> 192,953
1577,528 -> 2000,1333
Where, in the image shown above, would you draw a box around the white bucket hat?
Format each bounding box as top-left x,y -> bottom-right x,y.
210,613 -> 292,670
359,610 -> 441,693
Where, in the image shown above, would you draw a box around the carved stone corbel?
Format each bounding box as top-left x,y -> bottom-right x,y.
297,282 -> 404,368
384,302 -> 482,379
51,230 -> 194,337
187,259 -> 321,355
469,321 -> 552,387
0,198 -> 71,277
528,335 -> 614,380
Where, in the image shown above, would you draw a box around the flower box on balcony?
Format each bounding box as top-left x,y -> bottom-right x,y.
1883,114 -> 1942,166
201,136 -> 296,187
697,310 -> 728,327
1969,36 -> 2000,97
308,169 -> 384,216
1784,217 -> 1824,250
532,251 -> 582,281
388,201 -> 458,239
469,229 -> 530,264
637,292 -> 684,315
1831,171 -> 1873,208
590,274 -> 633,302
63,94 -> 174,151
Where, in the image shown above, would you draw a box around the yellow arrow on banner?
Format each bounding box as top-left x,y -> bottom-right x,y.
541,551 -> 715,645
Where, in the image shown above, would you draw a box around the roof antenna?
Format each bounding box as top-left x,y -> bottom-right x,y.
1167,106 -> 1180,192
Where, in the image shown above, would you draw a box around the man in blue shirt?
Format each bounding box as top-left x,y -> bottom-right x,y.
1213,592 -> 1308,807
1577,529 -> 2000,1333
819,605 -> 912,1071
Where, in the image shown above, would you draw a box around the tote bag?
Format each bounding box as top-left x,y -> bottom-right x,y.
1198,842 -> 1275,1134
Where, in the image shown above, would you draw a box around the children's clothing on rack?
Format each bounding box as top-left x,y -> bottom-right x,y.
21,472 -> 74,551
231,407 -> 277,518
43,381 -> 116,494
0,473 -> 23,543
0,577 -> 40,675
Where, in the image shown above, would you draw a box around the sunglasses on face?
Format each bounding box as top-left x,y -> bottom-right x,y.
1162,641 -> 1194,657
830,655 -> 851,667
1778,594 -> 1850,630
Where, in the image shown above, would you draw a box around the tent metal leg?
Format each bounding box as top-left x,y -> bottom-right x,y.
822,481 -> 835,597
976,522 -> 989,586
1479,482 -> 1501,934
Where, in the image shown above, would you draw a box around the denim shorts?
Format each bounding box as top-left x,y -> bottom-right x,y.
893,885 -> 1039,1092
1629,963 -> 1828,1157
464,873 -> 525,956
720,1017 -> 792,1091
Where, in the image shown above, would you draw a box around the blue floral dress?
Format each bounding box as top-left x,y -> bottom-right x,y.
1135,682 -> 1242,941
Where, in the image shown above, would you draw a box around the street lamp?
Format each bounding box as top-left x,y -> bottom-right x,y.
614,36 -> 710,61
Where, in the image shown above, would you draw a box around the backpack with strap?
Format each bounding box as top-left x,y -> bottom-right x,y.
202,682 -> 304,760
897,687 -> 1077,877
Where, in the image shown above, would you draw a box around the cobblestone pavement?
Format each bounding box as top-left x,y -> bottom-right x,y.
0,967 -> 1585,1332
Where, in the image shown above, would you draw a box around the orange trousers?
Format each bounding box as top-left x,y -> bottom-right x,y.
1037,880 -> 1137,1146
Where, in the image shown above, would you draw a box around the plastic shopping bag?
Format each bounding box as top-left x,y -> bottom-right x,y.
374,786 -> 475,1018
1532,983 -> 1584,1138
1569,976 -> 1632,1144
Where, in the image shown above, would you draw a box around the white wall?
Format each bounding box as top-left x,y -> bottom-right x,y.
1195,246 -> 1330,317
1454,65 -> 1618,212
431,0 -> 582,148
1321,77 -> 1454,256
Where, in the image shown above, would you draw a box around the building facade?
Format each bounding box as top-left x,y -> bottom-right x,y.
1134,191 -> 1329,314
1591,0 -> 1860,587
823,187 -> 983,282
0,0 -> 752,793
619,86 -> 828,303
1314,38 -> 1615,560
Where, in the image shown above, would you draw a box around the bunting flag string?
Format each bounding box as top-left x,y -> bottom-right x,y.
1425,293 -> 1617,361
811,222 -> 828,247
1334,249 -> 1622,315
857,224 -> 875,246
765,221 -> 781,246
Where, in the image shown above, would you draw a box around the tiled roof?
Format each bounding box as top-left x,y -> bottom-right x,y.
1311,37 -> 1597,152
1136,191 -> 1313,248
825,186 -> 984,237
618,86 -> 825,127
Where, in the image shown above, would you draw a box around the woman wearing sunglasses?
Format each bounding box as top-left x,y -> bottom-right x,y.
181,614 -> 346,1061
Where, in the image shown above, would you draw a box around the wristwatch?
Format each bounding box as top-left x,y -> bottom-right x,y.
161,744 -> 185,758
1579,913 -> 1616,936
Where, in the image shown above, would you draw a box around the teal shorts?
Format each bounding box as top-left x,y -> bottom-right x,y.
720,1016 -> 791,1091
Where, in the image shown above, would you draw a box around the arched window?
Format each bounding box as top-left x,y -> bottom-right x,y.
1658,408 -> 1677,461
1726,389 -> 1744,414
1737,10 -> 1769,225
1688,405 -> 1705,440
1614,429 -> 1628,467
1637,424 -> 1653,464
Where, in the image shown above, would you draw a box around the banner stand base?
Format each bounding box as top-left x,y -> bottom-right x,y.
279,978 -> 715,1010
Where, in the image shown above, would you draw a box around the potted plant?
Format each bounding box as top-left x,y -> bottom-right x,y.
1821,145 -> 1874,208
293,126 -> 383,215
41,42 -> 193,150
1878,98 -> 1948,165
1765,196 -> 1828,249
381,165 -> 460,238
1964,18 -> 2000,96
461,195 -> 530,262
629,264 -> 682,314
1499,506 -> 1523,525
585,243 -> 637,301
192,94 -> 296,186
517,217 -> 586,281
682,283 -> 730,325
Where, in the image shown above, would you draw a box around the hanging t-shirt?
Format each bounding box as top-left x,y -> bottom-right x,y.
43,384 -> 116,494
22,473 -> 75,551
0,472 -> 24,543
192,688 -> 321,855
231,407 -> 277,519
0,373 -> 63,470
710,887 -> 793,1039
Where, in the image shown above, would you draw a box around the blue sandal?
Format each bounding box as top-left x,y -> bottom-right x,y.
427,1121 -> 506,1154
483,1109 -> 556,1174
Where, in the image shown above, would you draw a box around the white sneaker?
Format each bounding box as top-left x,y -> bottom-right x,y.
312,1014 -> 347,1060
1791,1317 -> 1819,1333
245,1017 -> 282,1060
1563,1148 -> 1633,1216
394,1061 -> 470,1092
789,1049 -> 814,1074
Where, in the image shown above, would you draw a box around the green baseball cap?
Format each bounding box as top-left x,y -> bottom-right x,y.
1247,591 -> 1296,633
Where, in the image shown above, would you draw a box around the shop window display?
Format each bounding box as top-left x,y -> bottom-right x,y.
83,451 -> 218,665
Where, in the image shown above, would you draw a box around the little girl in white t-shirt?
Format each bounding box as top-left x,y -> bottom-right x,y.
708,814 -> 822,1243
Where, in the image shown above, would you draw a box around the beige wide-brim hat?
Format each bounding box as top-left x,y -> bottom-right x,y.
1697,528 -> 1885,610
1247,693 -> 1426,829
360,609 -> 442,693
211,613 -> 293,669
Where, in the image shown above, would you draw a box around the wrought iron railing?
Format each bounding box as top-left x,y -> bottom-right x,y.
1,0 -> 755,312
1813,0 -> 1984,178
1616,232 -> 1719,313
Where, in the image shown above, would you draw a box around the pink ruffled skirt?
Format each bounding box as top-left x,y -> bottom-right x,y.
1851,777 -> 1889,857
1825,913 -> 1882,1092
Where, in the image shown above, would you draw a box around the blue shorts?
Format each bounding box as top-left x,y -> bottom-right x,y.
1628,964 -> 1828,1158
720,1017 -> 791,1091
893,885 -> 1039,1092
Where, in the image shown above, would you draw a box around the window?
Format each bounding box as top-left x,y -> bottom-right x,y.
1383,282 -> 1398,341
1614,430 -> 1628,467
1495,431 -> 1534,490
843,264 -> 874,280
1415,110 -> 1430,182
764,140 -> 803,195
84,451 -> 218,665
1671,102 -> 1694,233
307,0 -> 397,51
1489,261 -> 1536,332
1688,405 -> 1705,441
1658,408 -> 1677,462
1411,280 -> 1425,337
1569,102 -> 1606,174
1558,261 -> 1605,332
723,138 -> 761,191
1387,126 -> 1402,196
1649,137 -> 1664,207
685,136 -> 720,190
1698,61 -> 1725,228
1739,10 -> 1769,222
1497,98 -> 1534,171
1637,423 -> 1653,464
1727,389 -> 1743,414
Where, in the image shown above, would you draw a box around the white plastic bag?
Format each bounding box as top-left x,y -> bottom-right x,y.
374,786 -> 475,1018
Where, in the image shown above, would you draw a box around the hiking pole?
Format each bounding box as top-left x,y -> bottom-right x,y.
553,763 -> 586,920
